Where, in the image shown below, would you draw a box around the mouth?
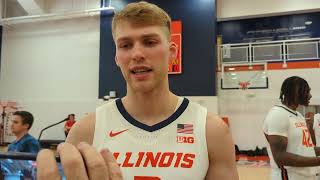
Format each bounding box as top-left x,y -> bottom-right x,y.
130,67 -> 153,75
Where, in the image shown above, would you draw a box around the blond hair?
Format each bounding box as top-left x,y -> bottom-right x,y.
112,1 -> 171,39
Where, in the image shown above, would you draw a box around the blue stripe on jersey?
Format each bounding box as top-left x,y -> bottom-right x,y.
116,98 -> 189,132
275,105 -> 298,116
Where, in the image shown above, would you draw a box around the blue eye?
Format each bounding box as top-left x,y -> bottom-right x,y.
119,43 -> 132,49
145,40 -> 157,47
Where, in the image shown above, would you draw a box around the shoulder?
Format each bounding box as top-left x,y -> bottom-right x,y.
205,112 -> 230,147
205,112 -> 234,160
205,112 -> 237,177
66,112 -> 96,146
265,106 -> 290,122
97,99 -> 118,112
268,106 -> 287,115
184,98 -> 207,115
24,134 -> 39,145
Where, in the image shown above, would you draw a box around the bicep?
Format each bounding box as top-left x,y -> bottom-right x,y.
266,135 -> 288,163
205,113 -> 238,180
66,113 -> 95,146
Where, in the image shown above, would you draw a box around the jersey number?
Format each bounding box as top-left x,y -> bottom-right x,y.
302,129 -> 313,147
134,176 -> 161,180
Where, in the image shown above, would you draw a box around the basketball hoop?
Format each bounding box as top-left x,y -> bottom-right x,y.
239,81 -> 250,90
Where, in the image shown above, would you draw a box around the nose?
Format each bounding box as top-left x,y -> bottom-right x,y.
131,43 -> 145,62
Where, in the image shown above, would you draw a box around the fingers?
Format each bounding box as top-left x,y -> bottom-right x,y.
38,142 -> 122,180
100,149 -> 123,180
77,142 -> 110,180
37,149 -> 61,180
57,143 -> 89,180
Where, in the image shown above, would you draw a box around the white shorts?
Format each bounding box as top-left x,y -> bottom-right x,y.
271,168 -> 316,180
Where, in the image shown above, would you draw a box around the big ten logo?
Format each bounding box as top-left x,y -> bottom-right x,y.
176,136 -> 194,144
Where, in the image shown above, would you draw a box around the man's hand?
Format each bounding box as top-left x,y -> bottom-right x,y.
37,142 -> 123,180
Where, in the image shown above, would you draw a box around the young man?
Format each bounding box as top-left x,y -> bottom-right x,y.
312,113 -> 320,146
8,111 -> 40,153
37,2 -> 238,179
263,76 -> 320,180
311,112 -> 320,180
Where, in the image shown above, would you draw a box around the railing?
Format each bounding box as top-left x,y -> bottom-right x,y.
219,38 -> 320,66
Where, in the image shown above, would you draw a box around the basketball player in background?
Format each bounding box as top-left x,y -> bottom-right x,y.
36,1 -> 238,180
311,112 -> 320,180
312,113 -> 320,146
263,76 -> 320,180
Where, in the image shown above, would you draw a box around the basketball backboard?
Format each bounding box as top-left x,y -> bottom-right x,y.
221,63 -> 268,90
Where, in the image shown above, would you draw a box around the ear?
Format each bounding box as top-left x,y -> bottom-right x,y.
23,123 -> 30,130
115,56 -> 120,67
169,42 -> 178,64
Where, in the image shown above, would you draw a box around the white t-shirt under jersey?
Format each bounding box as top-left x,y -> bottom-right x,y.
263,105 -> 317,179
93,97 -> 209,180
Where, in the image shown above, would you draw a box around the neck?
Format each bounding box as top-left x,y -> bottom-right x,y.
284,103 -> 298,111
123,86 -> 178,126
15,131 -> 28,141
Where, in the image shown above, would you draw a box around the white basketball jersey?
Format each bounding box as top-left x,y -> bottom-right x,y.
313,114 -> 320,146
93,97 -> 209,180
263,105 -> 317,178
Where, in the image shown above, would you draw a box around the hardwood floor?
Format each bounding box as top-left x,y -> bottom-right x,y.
238,166 -> 270,180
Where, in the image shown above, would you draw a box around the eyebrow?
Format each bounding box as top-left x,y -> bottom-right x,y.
116,33 -> 161,43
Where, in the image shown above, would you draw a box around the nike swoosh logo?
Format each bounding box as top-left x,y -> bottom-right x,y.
109,129 -> 129,137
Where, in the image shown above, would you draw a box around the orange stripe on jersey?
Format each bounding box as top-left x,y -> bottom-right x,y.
280,166 -> 289,180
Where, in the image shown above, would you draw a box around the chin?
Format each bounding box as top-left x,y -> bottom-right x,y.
303,102 -> 310,106
133,86 -> 153,93
131,83 -> 155,93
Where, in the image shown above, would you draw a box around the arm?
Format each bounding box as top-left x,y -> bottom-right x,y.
309,126 -> 316,146
315,147 -> 320,156
66,112 -> 96,146
64,122 -> 69,132
306,113 -> 316,145
28,140 -> 41,153
205,113 -> 239,180
266,134 -> 320,166
23,139 -> 41,153
64,124 -> 73,132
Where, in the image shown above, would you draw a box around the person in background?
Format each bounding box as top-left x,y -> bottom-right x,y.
64,114 -> 76,137
310,112 -> 320,180
311,113 -> 320,146
8,111 -> 40,153
263,76 -> 320,180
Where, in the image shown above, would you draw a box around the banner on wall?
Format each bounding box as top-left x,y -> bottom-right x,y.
0,100 -> 19,143
218,12 -> 320,44
168,21 -> 182,74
